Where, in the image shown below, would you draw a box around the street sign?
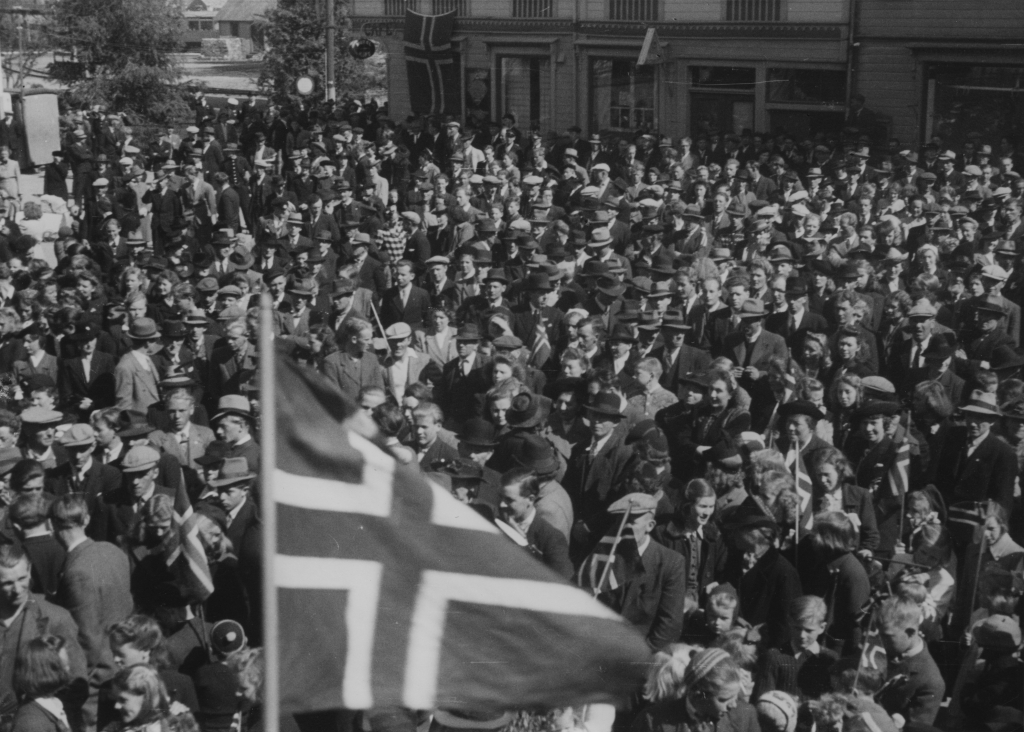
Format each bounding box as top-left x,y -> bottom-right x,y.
637,27 -> 664,66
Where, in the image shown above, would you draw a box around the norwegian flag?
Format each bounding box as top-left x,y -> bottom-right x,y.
886,437 -> 910,501
785,447 -> 815,536
528,316 -> 552,370
404,10 -> 460,115
133,488 -> 214,604
272,356 -> 650,714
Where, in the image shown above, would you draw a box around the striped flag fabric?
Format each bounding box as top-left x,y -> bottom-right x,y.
271,355 -> 651,714
785,447 -> 815,535
886,437 -> 910,501
404,10 -> 460,115
527,316 -> 552,369
134,487 -> 214,604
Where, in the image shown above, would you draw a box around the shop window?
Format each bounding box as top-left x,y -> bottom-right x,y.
499,56 -> 552,132
384,0 -> 420,13
927,64 -> 1024,147
609,0 -> 657,21
690,66 -> 755,92
590,58 -> 655,132
767,68 -> 846,105
690,66 -> 754,136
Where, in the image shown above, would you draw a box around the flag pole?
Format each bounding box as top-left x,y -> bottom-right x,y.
260,292 -> 280,732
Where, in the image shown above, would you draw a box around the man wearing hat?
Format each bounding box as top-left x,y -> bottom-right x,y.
963,293 -> 1015,367
213,172 -> 243,235
47,424 -> 121,533
564,391 -> 634,545
322,318 -> 386,405
58,319 -> 117,420
932,392 -> 1016,516
422,255 -> 457,307
721,299 -> 788,431
67,126 -> 94,205
974,264 -> 1021,347
382,323 -> 434,405
114,318 -> 163,413
212,395 -> 261,474
509,273 -> 564,370
435,324 -> 490,430
142,165 -> 185,256
888,300 -> 938,397
577,491 -> 686,650
650,310 -> 711,399
103,444 -> 178,542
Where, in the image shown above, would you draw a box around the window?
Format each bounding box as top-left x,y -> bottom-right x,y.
229,21 -> 240,36
188,20 -> 200,30
498,56 -> 552,132
927,64 -> 1024,146
590,58 -> 655,132
724,0 -> 781,21
609,0 -> 657,21
767,68 -> 846,104
384,0 -> 419,14
201,20 -> 214,30
513,0 -> 553,17
690,66 -> 755,136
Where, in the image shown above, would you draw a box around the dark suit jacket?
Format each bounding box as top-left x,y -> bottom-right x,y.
380,285 -> 433,330
45,459 -> 121,542
524,515 -> 573,579
934,428 -> 1017,515
58,351 -> 116,416
209,345 -> 258,401
434,355 -> 491,428
564,429 -> 634,527
216,186 -> 241,232
595,539 -> 686,651
721,328 -> 789,370
57,538 -> 133,687
738,548 -> 802,647
650,344 -> 712,399
764,309 -> 829,351
101,483 -> 177,546
417,437 -> 459,470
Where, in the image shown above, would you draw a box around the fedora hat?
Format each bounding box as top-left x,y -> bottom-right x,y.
960,391 -> 1002,417
116,410 -> 156,438
523,272 -> 554,292
644,280 -> 674,300
607,322 -> 636,343
989,345 -> 1024,374
660,310 -> 690,331
506,392 -> 549,429
127,317 -> 161,340
585,391 -> 624,420
458,418 -> 498,449
70,320 -> 100,343
58,423 -> 96,448
455,323 -> 482,341
785,277 -> 807,298
213,394 -> 253,422
209,457 -> 257,488
596,275 -> 626,298
736,299 -> 767,319
588,227 -> 613,247
778,400 -> 824,422
512,434 -> 560,476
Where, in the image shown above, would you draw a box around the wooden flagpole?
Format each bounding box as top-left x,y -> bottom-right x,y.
260,292 -> 280,732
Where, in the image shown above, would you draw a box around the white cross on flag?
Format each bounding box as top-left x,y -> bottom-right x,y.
271,356 -> 651,714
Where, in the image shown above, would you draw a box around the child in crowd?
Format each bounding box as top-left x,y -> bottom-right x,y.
754,596 -> 837,700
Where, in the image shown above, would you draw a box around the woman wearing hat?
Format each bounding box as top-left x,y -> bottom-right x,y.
685,368 -> 751,461
633,648 -> 758,732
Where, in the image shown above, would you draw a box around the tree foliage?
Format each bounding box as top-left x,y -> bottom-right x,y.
50,0 -> 190,122
259,0 -> 385,108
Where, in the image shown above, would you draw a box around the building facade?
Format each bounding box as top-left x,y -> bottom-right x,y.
356,0 -> 852,140
853,0 -> 1024,148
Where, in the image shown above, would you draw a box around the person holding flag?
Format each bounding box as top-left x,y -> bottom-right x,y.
577,492 -> 687,652
848,400 -> 903,558
775,400 -> 831,540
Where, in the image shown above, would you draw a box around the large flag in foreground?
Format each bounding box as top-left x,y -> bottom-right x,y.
404,10 -> 460,115
271,355 -> 652,714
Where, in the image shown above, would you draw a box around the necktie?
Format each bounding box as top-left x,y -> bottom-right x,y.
462,360 -> 470,376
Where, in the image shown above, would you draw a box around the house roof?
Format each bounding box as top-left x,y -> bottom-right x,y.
214,0 -> 274,22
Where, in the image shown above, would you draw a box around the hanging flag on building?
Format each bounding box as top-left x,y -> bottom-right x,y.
404,10 -> 460,115
268,354 -> 651,715
637,27 -> 664,66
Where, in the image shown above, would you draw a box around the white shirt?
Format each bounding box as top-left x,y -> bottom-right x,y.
227,496 -> 247,526
34,698 -> 69,731
966,431 -> 988,457
910,335 -> 931,368
459,352 -> 476,376
400,284 -> 412,307
589,432 -> 612,458
389,354 -> 411,402
81,354 -> 91,381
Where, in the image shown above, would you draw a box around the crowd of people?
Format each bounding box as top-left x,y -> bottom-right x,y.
0,88 -> 1020,732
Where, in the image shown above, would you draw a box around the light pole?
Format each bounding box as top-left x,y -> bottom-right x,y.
325,0 -> 336,101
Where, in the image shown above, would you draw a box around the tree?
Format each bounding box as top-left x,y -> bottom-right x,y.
259,0 -> 385,108
50,0 -> 191,123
